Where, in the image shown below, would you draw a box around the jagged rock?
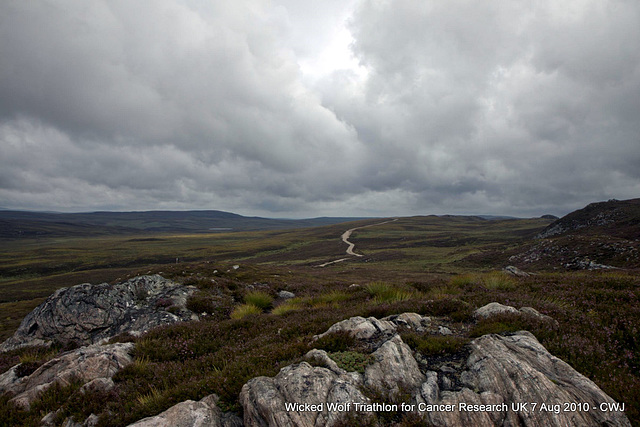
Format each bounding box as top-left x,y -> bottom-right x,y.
237,332 -> 428,426
415,331 -> 630,426
314,313 -> 431,343
502,265 -> 530,277
437,326 -> 453,336
474,303 -> 558,327
79,377 -> 115,395
518,306 -> 559,327
382,312 -> 429,330
364,335 -> 425,395
56,414 -> 100,427
313,316 -> 396,341
0,342 -> 133,409
41,410 -> 61,426
277,290 -> 295,299
0,275 -> 198,352
305,349 -> 347,375
127,394 -> 242,427
83,414 -> 100,427
240,355 -> 372,427
566,258 -> 617,270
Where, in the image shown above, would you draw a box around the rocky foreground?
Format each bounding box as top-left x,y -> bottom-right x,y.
0,276 -> 632,426
0,275 -> 199,352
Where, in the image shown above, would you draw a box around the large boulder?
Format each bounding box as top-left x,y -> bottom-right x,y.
313,316 -> 397,341
474,302 -> 559,327
240,354 -> 373,427
473,302 -> 519,319
416,331 -> 630,426
363,335 -> 425,395
0,275 -> 199,352
0,342 -> 133,409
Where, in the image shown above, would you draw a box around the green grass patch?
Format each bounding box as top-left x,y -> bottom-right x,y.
230,303 -> 262,320
244,291 -> 273,310
328,351 -> 374,373
365,282 -> 415,303
271,299 -> 303,315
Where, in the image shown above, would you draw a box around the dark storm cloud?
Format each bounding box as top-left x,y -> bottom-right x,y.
0,0 -> 638,217
319,0 -> 640,215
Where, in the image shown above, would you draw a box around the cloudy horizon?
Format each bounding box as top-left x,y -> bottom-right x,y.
1,0 -> 638,219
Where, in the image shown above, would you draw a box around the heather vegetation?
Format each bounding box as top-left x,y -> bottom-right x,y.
0,213 -> 638,425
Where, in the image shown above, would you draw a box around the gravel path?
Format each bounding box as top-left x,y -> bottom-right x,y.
317,218 -> 398,267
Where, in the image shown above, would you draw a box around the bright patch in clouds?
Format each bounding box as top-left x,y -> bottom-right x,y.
298,24 -> 367,82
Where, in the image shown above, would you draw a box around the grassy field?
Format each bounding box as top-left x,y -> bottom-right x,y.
1,215 -> 639,425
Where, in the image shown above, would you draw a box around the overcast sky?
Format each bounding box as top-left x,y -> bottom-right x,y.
1,0 -> 638,218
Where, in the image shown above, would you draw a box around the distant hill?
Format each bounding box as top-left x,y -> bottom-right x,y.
0,210 -> 368,238
508,198 -> 640,270
536,198 -> 640,239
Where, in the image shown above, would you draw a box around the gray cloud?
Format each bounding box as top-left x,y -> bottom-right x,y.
0,0 -> 638,217
319,0 -> 640,215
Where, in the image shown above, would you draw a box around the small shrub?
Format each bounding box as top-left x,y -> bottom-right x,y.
469,313 -> 539,338
361,383 -> 415,425
134,285 -> 148,302
29,375 -> 84,416
186,293 -> 217,314
424,299 -> 473,322
230,303 -> 262,320
15,360 -> 41,378
313,331 -> 356,353
155,297 -> 173,309
401,332 -> 468,356
136,385 -> 165,412
245,291 -> 273,310
328,351 -> 374,373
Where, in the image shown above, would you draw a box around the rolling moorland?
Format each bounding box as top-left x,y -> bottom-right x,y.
0,199 -> 639,425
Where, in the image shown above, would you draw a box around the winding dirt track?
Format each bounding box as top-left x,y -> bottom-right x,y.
318,218 -> 398,267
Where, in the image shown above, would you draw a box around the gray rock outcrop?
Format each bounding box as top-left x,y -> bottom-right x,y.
474,302 -> 559,327
241,313 -> 630,427
502,265 -> 530,277
473,302 -> 520,319
416,331 -> 630,426
277,291 -> 295,300
239,357 -> 373,427
313,316 -> 397,341
0,342 -> 133,409
128,394 -> 242,427
363,335 -> 425,395
0,275 -> 199,352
